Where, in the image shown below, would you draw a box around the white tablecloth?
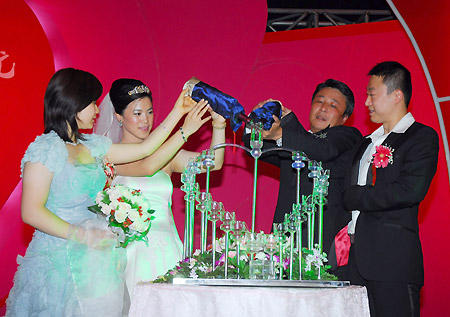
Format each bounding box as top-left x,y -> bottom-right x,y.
129,283 -> 370,316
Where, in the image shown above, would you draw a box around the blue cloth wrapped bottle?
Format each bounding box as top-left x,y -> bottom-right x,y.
184,77 -> 283,132
248,101 -> 282,130
183,78 -> 246,132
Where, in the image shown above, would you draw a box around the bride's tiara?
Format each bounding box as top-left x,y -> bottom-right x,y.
128,85 -> 150,95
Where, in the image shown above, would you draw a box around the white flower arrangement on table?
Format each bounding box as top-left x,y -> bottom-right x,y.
88,184 -> 155,248
153,235 -> 337,283
304,244 -> 328,272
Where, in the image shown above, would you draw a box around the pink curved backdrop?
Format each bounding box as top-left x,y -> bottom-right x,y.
1,1 -> 449,316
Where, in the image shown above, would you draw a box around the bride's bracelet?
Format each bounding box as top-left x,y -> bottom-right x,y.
212,123 -> 226,130
159,124 -> 170,134
180,127 -> 188,142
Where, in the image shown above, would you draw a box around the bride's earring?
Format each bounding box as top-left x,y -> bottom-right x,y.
119,121 -> 123,127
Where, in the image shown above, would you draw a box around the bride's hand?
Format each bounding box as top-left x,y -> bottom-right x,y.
173,89 -> 196,115
181,99 -> 211,137
68,224 -> 117,250
209,108 -> 226,127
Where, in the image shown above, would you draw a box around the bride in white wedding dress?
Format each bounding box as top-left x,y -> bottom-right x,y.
95,78 -> 225,301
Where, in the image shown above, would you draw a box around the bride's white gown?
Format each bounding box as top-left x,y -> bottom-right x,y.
113,170 -> 183,300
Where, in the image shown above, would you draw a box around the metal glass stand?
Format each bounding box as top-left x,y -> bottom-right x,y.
172,278 -> 350,288
179,122 -> 333,281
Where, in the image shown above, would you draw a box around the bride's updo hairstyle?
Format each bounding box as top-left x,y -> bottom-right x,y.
109,78 -> 153,115
44,68 -> 102,142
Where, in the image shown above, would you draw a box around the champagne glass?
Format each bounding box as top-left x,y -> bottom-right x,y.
273,222 -> 287,280
196,191 -> 212,253
181,169 -> 199,259
264,233 -> 277,280
208,201 -> 223,270
220,210 -> 235,279
302,195 -> 315,250
232,220 -> 248,278
246,232 -> 263,279
285,214 -> 298,280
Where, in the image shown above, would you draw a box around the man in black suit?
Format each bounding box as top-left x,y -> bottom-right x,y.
343,61 -> 439,316
243,79 -> 363,280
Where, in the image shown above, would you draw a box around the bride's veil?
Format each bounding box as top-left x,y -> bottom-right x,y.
94,93 -> 122,143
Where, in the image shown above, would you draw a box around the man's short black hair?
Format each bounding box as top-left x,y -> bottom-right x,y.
312,79 -> 355,117
368,61 -> 412,107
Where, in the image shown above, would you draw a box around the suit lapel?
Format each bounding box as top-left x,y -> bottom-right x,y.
369,122 -> 421,183
382,122 -> 420,149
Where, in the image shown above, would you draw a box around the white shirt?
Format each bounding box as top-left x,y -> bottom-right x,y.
347,112 -> 415,234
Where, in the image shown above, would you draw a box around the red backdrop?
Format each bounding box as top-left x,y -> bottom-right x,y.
1,1 -> 449,316
0,0 -> 55,310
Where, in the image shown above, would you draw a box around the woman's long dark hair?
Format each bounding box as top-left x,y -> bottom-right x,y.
44,68 -> 102,142
109,78 -> 152,115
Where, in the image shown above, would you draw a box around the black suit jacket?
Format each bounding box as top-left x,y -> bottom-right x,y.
343,122 -> 439,285
243,112 -> 363,255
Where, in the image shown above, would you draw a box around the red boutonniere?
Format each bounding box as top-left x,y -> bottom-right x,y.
371,145 -> 394,185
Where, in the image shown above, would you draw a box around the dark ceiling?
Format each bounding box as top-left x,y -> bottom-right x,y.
267,0 -> 391,10
266,0 -> 395,31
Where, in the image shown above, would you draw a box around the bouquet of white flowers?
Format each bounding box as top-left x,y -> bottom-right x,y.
88,184 -> 155,248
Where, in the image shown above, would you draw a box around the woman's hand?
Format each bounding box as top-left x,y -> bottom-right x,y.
68,224 -> 117,250
209,107 -> 226,127
181,99 -> 211,137
173,89 -> 196,115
